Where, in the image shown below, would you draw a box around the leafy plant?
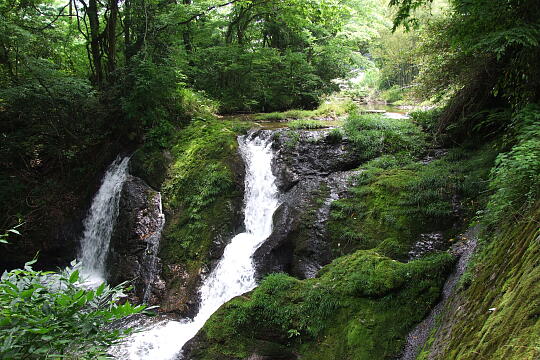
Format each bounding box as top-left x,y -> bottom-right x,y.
0,223 -> 22,244
343,113 -> 426,160
484,105 -> 540,226
0,261 -> 145,359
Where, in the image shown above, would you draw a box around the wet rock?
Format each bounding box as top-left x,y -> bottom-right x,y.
254,129 -> 361,280
270,129 -> 362,192
400,226 -> 479,360
408,232 -> 447,260
107,175 -> 165,305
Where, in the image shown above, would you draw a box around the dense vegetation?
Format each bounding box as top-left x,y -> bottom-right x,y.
1,0 -> 539,357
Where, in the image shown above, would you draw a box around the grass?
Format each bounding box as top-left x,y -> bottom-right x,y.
287,119 -> 327,130
254,97 -> 356,121
343,113 -> 427,160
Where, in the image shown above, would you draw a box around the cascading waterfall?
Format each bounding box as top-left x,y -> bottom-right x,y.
113,132 -> 279,360
79,156 -> 130,287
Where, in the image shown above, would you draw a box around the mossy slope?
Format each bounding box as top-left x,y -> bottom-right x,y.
419,204 -> 540,360
328,145 -> 498,260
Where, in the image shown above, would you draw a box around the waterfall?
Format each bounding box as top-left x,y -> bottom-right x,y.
113,132 -> 279,360
79,156 -> 130,287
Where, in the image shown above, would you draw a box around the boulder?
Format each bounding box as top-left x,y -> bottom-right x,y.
107,175 -> 165,305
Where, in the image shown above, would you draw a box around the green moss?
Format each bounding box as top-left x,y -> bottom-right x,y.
159,118 -> 250,280
192,250 -> 455,360
422,204 -> 540,360
327,145 -> 498,260
130,147 -> 169,190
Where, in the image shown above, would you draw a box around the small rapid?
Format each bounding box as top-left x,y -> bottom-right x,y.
79,156 -> 130,287
113,132 -> 280,359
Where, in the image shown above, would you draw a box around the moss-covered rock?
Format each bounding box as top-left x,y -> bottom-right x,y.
157,118 -> 251,313
185,250 -> 454,360
418,203 -> 540,360
327,145 -> 498,261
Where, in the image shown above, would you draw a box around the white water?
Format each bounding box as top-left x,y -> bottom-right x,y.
79,156 -> 130,287
113,133 -> 279,360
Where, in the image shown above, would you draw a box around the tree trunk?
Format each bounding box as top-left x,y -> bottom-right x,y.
87,0 -> 103,86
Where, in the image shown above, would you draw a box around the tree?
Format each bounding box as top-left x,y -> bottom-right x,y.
390,0 -> 540,134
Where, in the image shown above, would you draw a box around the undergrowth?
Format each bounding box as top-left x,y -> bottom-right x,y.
342,113 -> 426,160
287,119 -> 327,130
254,98 -> 356,121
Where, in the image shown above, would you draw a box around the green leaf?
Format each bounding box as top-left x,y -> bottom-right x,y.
69,270 -> 80,284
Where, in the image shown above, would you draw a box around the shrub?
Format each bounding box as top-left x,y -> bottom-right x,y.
325,128 -> 344,144
0,261 -> 144,359
484,105 -> 540,225
409,108 -> 442,135
343,113 -> 426,160
380,85 -> 405,103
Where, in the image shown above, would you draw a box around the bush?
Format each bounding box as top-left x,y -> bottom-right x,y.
0,261 -> 144,359
409,108 -> 442,135
325,128 -> 344,144
484,105 -> 540,225
380,85 -> 405,103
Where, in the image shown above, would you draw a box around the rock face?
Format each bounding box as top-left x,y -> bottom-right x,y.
107,175 -> 165,305
254,129 -> 362,279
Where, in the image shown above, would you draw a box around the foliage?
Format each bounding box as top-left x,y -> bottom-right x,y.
393,0 -> 540,134
287,120 -> 327,130
0,261 -> 145,359
409,108 -> 442,135
0,223 -> 22,245
483,105 -> 540,226
380,85 -> 406,103
325,128 -> 344,144
184,0 -> 386,112
254,97 -> 355,121
342,113 -> 426,160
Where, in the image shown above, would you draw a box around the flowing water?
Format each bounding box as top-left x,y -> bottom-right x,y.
112,132 -> 280,360
79,156 -> 131,287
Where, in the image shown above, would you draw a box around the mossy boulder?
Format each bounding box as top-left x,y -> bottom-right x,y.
157,118 -> 251,313
327,145 -> 498,261
184,250 -> 455,360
